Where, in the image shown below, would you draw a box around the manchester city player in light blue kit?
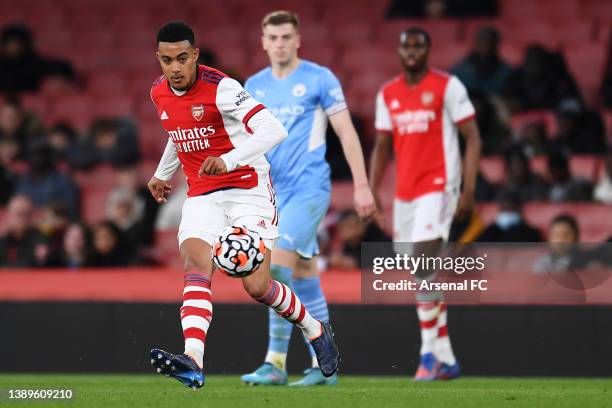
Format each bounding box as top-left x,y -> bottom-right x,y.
241,11 -> 376,386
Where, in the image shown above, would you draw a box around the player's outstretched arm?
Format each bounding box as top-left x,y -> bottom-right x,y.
456,119 -> 481,220
149,139 -> 180,203
329,110 -> 376,220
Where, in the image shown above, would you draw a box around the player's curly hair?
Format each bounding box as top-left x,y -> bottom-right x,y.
157,20 -> 195,46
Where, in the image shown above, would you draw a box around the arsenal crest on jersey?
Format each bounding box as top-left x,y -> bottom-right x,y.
192,104 -> 204,121
421,92 -> 434,106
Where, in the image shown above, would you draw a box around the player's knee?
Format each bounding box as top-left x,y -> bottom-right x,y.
182,254 -> 212,273
244,279 -> 270,299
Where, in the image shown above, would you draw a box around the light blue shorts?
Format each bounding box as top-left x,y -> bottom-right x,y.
275,188 -> 330,258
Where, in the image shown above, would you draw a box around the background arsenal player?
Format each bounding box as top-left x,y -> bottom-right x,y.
146,21 -> 339,389
369,28 -> 481,381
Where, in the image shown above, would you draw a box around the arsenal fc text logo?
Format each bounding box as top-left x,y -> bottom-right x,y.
192,104 -> 204,121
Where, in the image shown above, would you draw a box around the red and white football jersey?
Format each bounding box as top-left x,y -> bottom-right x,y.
375,69 -> 475,201
151,65 -> 267,197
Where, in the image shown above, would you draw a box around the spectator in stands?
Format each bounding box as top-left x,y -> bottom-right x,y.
452,26 -> 511,95
0,195 -> 49,268
502,148 -> 549,202
47,122 -> 79,164
155,178 -> 187,229
550,99 -> 607,154
547,152 -> 592,202
107,163 -> 159,248
327,209 -> 391,270
0,24 -> 75,93
516,122 -> 549,156
470,91 -> 512,155
533,214 -> 580,274
16,140 -> 80,218
46,222 -> 92,269
474,171 -> 497,201
594,150 -> 612,204
38,202 -> 70,262
89,221 -> 134,267
504,45 -> 581,112
0,97 -> 45,160
475,188 -> 542,242
69,118 -> 140,170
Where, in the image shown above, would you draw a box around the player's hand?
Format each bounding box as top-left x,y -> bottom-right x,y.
354,184 -> 377,221
454,190 -> 475,221
199,156 -> 227,176
372,194 -> 386,230
148,177 -> 172,203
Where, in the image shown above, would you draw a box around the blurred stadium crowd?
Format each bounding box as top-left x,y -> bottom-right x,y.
0,0 -> 611,270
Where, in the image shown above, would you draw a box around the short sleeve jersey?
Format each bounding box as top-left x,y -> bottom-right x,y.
150,65 -> 268,196
244,60 -> 347,194
375,69 -> 475,201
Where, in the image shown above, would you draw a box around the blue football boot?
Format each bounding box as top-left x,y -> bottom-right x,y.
309,322 -> 340,377
150,348 -> 204,390
436,361 -> 461,380
241,363 -> 288,385
414,352 -> 438,381
289,367 -> 338,386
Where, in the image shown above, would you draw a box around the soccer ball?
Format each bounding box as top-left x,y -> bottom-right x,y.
212,225 -> 266,278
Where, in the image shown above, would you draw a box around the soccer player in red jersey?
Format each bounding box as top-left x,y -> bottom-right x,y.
369,28 -> 481,381
147,21 -> 339,389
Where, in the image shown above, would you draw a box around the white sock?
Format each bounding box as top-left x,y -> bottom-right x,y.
264,350 -> 287,371
434,302 -> 456,365
416,301 -> 440,355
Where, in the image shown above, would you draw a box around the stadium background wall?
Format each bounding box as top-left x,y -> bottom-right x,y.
1,303 -> 611,377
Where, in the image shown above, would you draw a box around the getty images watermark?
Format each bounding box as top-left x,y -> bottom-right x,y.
360,243 -> 612,304
371,252 -> 489,291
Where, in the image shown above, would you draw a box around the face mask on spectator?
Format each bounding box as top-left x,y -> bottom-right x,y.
495,211 -> 521,230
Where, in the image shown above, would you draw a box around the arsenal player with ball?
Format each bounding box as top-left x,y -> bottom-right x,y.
146,21 -> 339,389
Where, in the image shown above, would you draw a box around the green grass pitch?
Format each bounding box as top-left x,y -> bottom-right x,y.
0,374 -> 610,408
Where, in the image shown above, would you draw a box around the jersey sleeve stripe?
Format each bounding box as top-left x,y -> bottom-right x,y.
455,113 -> 476,125
242,103 -> 265,134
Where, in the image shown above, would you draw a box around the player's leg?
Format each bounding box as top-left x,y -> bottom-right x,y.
288,256 -> 338,386
150,195 -> 223,389
241,246 -> 298,385
410,191 -> 460,380
394,198 -> 437,380
242,249 -> 339,378
268,248 -> 300,370
228,183 -> 338,379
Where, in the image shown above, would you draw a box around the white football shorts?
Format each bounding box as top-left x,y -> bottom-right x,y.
178,174 -> 279,249
393,189 -> 459,243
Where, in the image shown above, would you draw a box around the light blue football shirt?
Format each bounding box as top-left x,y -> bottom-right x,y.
244,60 -> 347,195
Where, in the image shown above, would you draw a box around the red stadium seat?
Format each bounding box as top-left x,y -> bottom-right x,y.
509,111 -> 558,137
480,157 -> 506,184
565,44 -> 607,105
19,95 -> 48,117
86,71 -> 129,97
330,24 -> 374,48
531,155 -> 603,182
480,155 -> 603,185
92,97 -> 135,118
153,229 -> 181,268
603,110 -> 612,146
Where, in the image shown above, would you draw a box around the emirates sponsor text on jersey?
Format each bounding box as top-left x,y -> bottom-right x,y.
392,109 -> 436,135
